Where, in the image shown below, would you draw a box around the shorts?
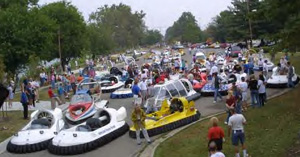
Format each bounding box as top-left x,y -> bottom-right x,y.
242,92 -> 247,101
208,138 -> 223,151
232,130 -> 245,146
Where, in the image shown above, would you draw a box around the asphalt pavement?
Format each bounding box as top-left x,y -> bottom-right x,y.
0,48 -> 288,157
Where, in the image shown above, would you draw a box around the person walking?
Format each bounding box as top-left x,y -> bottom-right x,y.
263,60 -> 269,79
131,105 -> 151,145
248,75 -> 259,108
225,90 -> 236,124
258,74 -> 266,107
212,73 -> 222,103
132,80 -> 142,104
39,70 -> 46,87
20,87 -> 29,119
232,82 -> 242,114
208,117 -> 225,151
287,62 -> 295,88
228,108 -> 248,157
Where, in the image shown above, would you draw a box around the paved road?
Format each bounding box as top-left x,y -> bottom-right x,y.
1,48 -> 287,157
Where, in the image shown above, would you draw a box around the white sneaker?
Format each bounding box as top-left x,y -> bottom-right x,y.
213,101 -> 216,103
224,121 -> 228,125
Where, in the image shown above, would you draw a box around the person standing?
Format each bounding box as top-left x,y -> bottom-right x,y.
225,90 -> 236,124
132,80 -> 141,104
131,106 -> 151,145
287,62 -> 295,88
70,72 -> 76,94
139,78 -> 148,105
48,87 -> 61,109
232,83 -> 242,114
263,60 -> 269,79
213,73 -> 222,103
258,58 -> 264,72
7,81 -> 14,108
51,74 -> 56,89
57,83 -> 66,104
39,70 -> 46,87
258,74 -> 266,107
239,77 -> 248,112
207,117 -> 225,151
20,87 -> 29,119
248,75 -> 259,108
228,108 -> 248,157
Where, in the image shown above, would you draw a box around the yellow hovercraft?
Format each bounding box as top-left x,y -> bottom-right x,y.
129,97 -> 201,138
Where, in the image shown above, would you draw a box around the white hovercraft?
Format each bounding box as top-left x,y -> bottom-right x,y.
65,79 -> 108,125
267,67 -> 299,88
7,108 -> 65,153
48,107 -> 129,155
100,74 -> 124,93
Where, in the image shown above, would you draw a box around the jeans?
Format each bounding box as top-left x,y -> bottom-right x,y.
235,101 -> 242,113
22,102 -> 28,119
226,110 -> 232,123
259,93 -> 266,106
214,88 -> 222,101
51,80 -> 55,89
287,77 -> 295,88
136,123 -> 151,144
40,78 -> 45,87
250,90 -> 259,107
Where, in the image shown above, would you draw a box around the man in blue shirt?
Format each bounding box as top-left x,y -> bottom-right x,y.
57,83 -> 65,104
132,80 -> 141,105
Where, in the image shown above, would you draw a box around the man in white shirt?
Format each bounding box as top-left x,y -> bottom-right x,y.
210,64 -> 219,76
139,78 -> 148,105
239,77 -> 248,111
263,60 -> 269,79
228,109 -> 247,157
209,141 -> 225,157
258,58 -> 263,71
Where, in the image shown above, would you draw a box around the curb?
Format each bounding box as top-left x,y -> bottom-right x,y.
139,87 -> 295,157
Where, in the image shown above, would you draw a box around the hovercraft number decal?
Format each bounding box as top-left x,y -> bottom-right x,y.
98,125 -> 116,135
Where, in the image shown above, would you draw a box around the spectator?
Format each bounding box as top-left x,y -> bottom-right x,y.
208,117 -> 225,151
263,60 -> 269,79
7,81 -> 14,108
77,74 -> 84,82
212,73 -> 222,103
225,90 -> 235,124
48,87 -> 61,109
139,77 -> 148,105
258,58 -> 263,72
39,70 -> 46,87
132,80 -> 141,104
248,61 -> 254,75
232,82 -> 242,114
287,62 -> 295,88
258,74 -> 266,107
228,108 -> 248,157
131,105 -> 151,145
209,141 -> 225,157
70,72 -> 76,94
248,75 -> 259,108
51,74 -> 56,89
192,54 -> 196,63
239,77 -> 248,112
57,83 -> 66,104
20,86 -> 29,119
210,64 -> 218,76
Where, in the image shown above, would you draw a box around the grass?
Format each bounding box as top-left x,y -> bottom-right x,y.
0,111 -> 32,142
154,52 -> 300,157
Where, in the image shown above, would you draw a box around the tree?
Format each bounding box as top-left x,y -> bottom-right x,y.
40,1 -> 87,70
141,29 -> 163,46
0,1 -> 56,76
90,3 -> 146,49
87,23 -> 115,59
165,12 -> 202,43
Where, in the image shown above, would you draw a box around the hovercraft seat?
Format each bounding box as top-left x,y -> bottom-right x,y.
30,119 -> 51,129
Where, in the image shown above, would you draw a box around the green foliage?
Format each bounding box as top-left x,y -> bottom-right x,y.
90,3 -> 146,49
26,54 -> 41,79
165,12 -> 202,43
141,29 -> 162,46
40,1 -> 88,69
0,55 -> 5,83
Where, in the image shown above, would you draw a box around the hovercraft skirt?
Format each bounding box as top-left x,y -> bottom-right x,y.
48,123 -> 129,155
7,139 -> 51,154
129,111 -> 201,138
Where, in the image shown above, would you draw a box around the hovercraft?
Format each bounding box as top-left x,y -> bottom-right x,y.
110,78 -> 134,99
267,67 -> 299,88
100,74 -> 124,93
129,97 -> 200,138
7,108 -> 65,153
65,79 -> 108,125
48,107 -> 129,155
253,58 -> 274,71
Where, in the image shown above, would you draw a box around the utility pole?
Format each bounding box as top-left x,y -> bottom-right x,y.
247,0 -> 253,48
58,29 -> 63,72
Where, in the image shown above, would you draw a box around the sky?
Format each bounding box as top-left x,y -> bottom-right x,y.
39,0 -> 233,34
